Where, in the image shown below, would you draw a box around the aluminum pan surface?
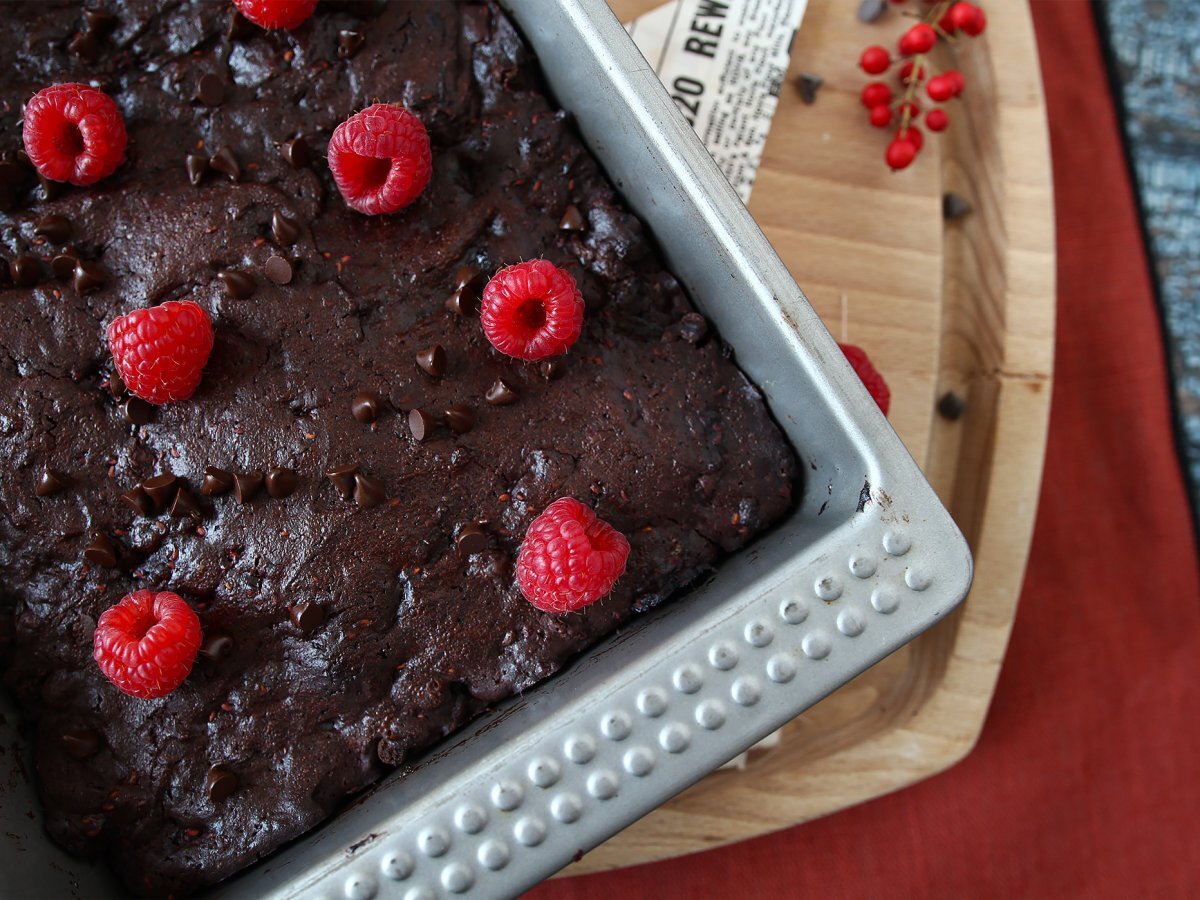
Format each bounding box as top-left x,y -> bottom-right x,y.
0,1 -> 972,897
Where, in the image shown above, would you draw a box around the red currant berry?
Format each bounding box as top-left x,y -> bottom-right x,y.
860,46 -> 891,75
897,100 -> 921,119
869,105 -> 894,128
861,82 -> 894,108
943,69 -> 966,94
898,23 -> 936,55
899,60 -> 927,85
927,75 -> 956,102
949,2 -> 986,36
925,108 -> 949,132
896,126 -> 924,151
886,140 -> 917,171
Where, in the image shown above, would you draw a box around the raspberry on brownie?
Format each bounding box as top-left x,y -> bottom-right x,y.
0,2 -> 798,894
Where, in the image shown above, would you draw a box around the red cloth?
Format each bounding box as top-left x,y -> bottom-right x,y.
528,2 -> 1200,897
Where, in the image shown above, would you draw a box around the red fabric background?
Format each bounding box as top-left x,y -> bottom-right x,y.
528,2 -> 1200,897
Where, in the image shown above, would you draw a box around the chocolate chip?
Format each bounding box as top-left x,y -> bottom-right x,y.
288,600 -> 325,631
280,137 -> 311,169
142,473 -> 179,511
34,214 -> 72,243
206,765 -> 239,802
265,467 -> 298,498
209,146 -> 240,181
51,252 -> 79,280
84,532 -> 118,568
233,472 -> 263,503
797,73 -> 823,105
857,0 -> 886,23
196,73 -> 226,107
415,344 -> 446,377
73,260 -> 107,294
217,269 -> 255,300
199,632 -> 234,662
937,391 -> 967,420
60,729 -> 100,760
678,312 -> 709,345
227,8 -> 254,40
337,29 -> 365,58
446,264 -> 485,315
943,191 -> 973,220
539,359 -> 564,380
35,468 -> 70,497
108,367 -> 126,397
559,204 -> 586,232
407,408 -> 438,442
455,522 -> 488,557
353,471 -> 386,508
170,487 -> 202,519
351,391 -> 380,423
185,153 -> 209,186
200,465 -> 234,496
444,403 -> 475,435
68,30 -> 101,62
10,255 -> 41,286
271,210 -> 301,246
485,378 -> 518,406
120,486 -> 154,517
326,464 -> 358,500
264,255 -> 294,285
36,172 -> 61,202
122,396 -> 154,425
84,9 -> 118,35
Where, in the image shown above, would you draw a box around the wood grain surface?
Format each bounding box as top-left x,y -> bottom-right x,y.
558,0 -> 1056,874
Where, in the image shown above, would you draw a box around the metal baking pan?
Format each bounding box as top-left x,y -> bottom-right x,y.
0,0 -> 971,896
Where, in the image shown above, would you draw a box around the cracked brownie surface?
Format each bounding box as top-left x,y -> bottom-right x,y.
0,1 -> 797,893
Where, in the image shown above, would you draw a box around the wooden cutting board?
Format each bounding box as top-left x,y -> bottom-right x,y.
559,0 -> 1055,874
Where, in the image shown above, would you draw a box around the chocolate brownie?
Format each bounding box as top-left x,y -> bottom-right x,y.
0,1 -> 798,893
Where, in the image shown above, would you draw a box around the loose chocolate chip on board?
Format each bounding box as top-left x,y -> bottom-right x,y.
937,391 -> 967,420
943,191 -> 973,220
797,73 -> 823,105
858,0 -> 886,23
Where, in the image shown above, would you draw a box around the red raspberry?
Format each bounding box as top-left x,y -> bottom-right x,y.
232,0 -> 317,30
859,46 -> 891,75
869,105 -> 893,128
840,343 -> 891,415
860,82 -> 893,109
107,300 -> 214,404
22,83 -> 126,186
93,590 -> 202,699
516,498 -> 631,613
925,108 -> 950,132
327,103 -> 432,215
481,259 -> 584,360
